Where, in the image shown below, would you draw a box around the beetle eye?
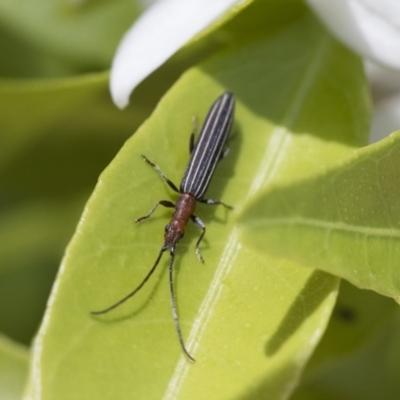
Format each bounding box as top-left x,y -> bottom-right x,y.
180,231 -> 184,239
165,224 -> 170,232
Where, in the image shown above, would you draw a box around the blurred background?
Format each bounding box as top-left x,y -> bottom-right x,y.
1,1 -> 400,397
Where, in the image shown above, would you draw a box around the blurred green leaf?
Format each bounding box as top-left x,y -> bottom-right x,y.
292,281 -> 400,400
27,10 -> 370,399
0,0 -> 142,77
0,73 -> 146,200
0,334 -> 28,400
240,131 -> 400,301
0,198 -> 87,345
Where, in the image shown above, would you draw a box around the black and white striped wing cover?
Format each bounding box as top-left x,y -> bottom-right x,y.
180,92 -> 235,198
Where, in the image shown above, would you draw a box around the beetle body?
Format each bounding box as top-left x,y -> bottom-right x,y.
92,92 -> 235,361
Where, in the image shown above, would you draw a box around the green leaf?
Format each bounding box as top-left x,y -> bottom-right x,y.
28,11 -> 369,399
0,73 -> 147,199
240,131 -> 400,301
0,334 -> 29,400
0,0 -> 142,76
0,199 -> 86,345
292,281 -> 400,400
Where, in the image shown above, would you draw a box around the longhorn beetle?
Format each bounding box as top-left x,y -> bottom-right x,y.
91,92 -> 235,361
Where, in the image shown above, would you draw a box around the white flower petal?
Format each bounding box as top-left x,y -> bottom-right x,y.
306,0 -> 400,69
110,0 -> 244,109
371,94 -> 400,142
138,0 -> 159,9
366,61 -> 400,98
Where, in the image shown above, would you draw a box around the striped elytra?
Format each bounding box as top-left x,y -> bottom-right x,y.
180,92 -> 235,198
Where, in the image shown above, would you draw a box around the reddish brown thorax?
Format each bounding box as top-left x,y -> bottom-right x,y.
164,194 -> 196,248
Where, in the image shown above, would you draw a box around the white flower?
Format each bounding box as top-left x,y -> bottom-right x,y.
306,0 -> 400,69
110,0 -> 244,109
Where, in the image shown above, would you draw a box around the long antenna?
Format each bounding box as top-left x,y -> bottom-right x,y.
168,249 -> 195,362
91,245 -> 167,315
